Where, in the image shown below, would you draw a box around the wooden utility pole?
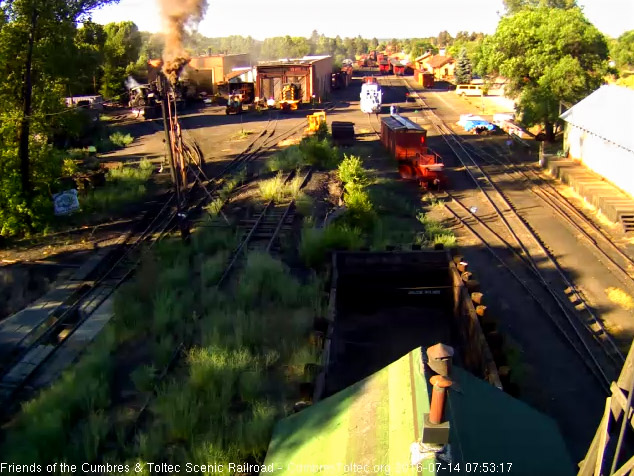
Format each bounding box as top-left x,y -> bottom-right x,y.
159,74 -> 181,209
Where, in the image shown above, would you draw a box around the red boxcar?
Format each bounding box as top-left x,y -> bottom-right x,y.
379,61 -> 391,75
380,115 -> 446,189
381,115 -> 428,160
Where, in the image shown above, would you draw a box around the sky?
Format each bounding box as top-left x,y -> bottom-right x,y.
90,0 -> 633,40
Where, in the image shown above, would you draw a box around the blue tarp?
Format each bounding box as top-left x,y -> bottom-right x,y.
464,120 -> 496,132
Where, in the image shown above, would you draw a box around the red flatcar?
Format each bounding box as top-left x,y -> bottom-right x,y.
380,114 -> 447,189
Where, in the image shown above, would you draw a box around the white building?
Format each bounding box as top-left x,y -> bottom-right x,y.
560,85 -> 634,197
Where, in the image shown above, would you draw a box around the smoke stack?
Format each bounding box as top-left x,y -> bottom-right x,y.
157,0 -> 208,84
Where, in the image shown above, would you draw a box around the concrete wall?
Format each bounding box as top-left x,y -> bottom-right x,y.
565,122 -> 634,198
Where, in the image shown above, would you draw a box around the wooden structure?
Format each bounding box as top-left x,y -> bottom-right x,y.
578,344 -> 634,475
256,55 -> 332,103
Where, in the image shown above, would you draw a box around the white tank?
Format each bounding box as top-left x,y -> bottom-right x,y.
360,83 -> 382,114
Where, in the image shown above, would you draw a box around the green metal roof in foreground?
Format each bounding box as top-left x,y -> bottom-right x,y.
264,347 -> 432,476
447,366 -> 574,475
263,347 -> 575,476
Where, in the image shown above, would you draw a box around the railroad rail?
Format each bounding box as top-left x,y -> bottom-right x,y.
463,139 -> 634,290
111,105 -> 335,446
217,167 -> 312,285
0,193 -> 178,408
0,97 -> 338,413
395,77 -> 623,391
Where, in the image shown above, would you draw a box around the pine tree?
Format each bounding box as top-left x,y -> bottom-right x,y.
454,48 -> 472,85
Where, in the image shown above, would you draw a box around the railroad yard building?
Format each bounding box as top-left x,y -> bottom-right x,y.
148,53 -> 253,94
255,55 -> 333,103
420,54 -> 455,81
560,85 -> 634,198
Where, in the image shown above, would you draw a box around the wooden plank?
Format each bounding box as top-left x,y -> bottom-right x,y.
594,397 -> 613,476
617,344 -> 634,396
610,382 -> 634,424
612,455 -> 634,476
578,434 -> 600,476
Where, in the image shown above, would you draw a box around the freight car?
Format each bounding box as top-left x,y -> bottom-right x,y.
378,61 -> 391,75
380,114 -> 446,189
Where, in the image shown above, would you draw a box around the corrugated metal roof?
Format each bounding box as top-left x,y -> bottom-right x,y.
560,85 -> 634,154
263,347 -> 575,475
381,114 -> 423,131
257,55 -> 331,67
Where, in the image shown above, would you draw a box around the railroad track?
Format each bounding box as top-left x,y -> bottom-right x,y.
111,104 -> 340,447
124,166 -> 313,446
397,77 -> 623,391
217,167 -> 312,286
0,103 -> 338,413
0,192 -> 178,409
463,139 -> 634,289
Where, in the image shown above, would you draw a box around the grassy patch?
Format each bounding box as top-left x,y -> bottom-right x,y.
258,171 -> 304,203
422,193 -> 445,211
258,172 -> 287,202
295,193 -> 314,217
126,250 -> 323,467
1,327 -> 116,464
300,223 -> 363,268
109,131 -> 134,148
416,212 -> 456,247
266,146 -> 304,172
1,224 -> 239,465
232,130 -> 254,140
81,160 -> 154,214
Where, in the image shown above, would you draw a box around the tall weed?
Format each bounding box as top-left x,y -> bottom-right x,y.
298,136 -> 340,169
341,187 -> 376,231
299,224 -> 363,268
338,154 -> 368,189
258,172 -> 286,202
266,146 -> 304,172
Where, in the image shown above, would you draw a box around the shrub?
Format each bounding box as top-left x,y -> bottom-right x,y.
266,146 -> 304,172
298,136 -> 340,169
338,154 -> 368,189
315,121 -> 331,141
109,131 -> 134,148
341,187 -> 376,231
299,224 -> 363,268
